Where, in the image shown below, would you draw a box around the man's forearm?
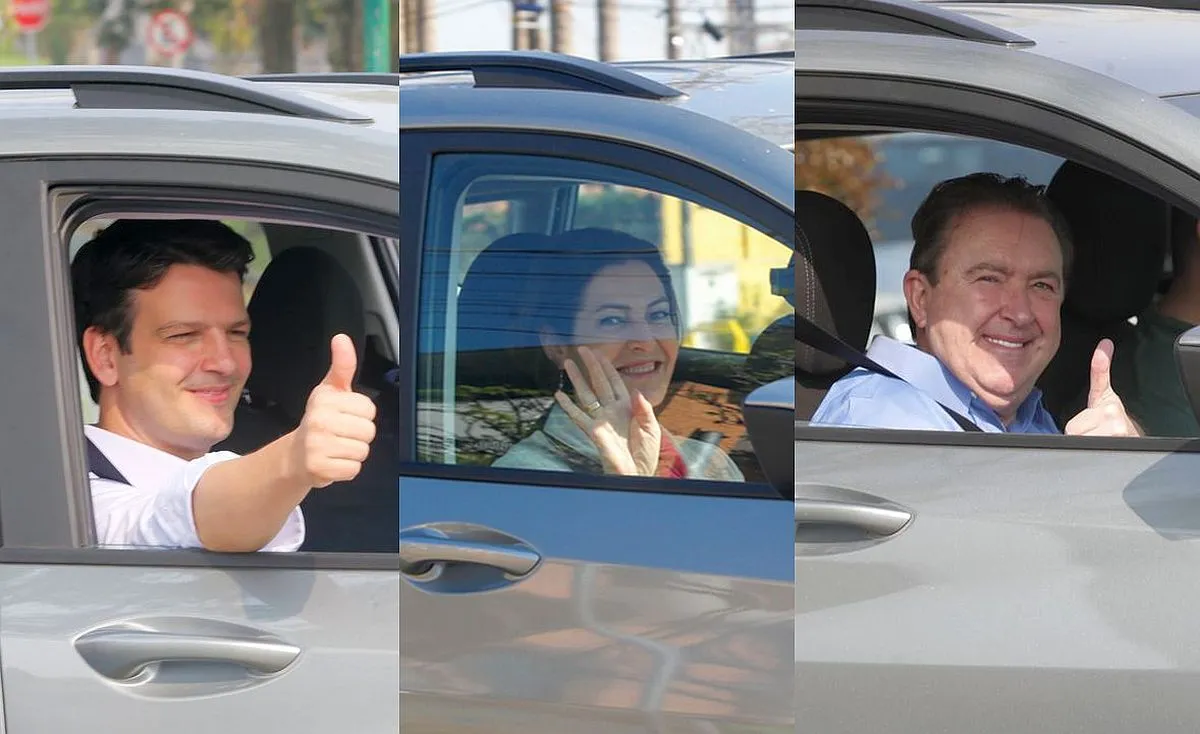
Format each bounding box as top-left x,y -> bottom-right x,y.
191,432 -> 311,552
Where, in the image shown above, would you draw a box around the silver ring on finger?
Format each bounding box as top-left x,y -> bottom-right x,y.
583,399 -> 602,416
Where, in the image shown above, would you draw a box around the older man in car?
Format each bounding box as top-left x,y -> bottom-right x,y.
812,172 -> 1140,436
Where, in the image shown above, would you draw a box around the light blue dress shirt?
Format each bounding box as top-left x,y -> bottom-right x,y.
810,337 -> 1061,434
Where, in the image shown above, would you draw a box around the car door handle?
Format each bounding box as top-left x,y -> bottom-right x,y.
795,499 -> 912,537
399,534 -> 541,577
75,623 -> 300,681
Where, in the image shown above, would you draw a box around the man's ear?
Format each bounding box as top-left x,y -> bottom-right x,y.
903,269 -> 932,331
81,326 -> 120,391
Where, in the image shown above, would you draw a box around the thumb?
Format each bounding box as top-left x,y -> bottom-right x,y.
1087,338 -> 1114,408
321,333 -> 357,391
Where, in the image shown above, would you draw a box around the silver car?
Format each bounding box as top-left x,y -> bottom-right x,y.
0,67 -> 399,732
798,0 -> 1200,731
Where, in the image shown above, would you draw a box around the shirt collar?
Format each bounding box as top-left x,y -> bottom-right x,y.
84,424 -> 189,490
866,336 -> 1049,431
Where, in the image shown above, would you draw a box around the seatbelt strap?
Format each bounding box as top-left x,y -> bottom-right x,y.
85,437 -> 132,484
795,316 -> 983,432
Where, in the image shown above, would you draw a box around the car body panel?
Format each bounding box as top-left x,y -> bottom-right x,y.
797,437 -> 1200,733
400,478 -> 792,734
0,108 -> 397,183
0,564 -> 399,733
941,2 -> 1200,97
398,87 -> 793,211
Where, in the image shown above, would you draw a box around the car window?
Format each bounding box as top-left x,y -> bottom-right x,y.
796,129 -> 1200,441
417,153 -> 792,485
69,213 -> 398,552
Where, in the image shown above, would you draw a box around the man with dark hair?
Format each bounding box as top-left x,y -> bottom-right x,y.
1111,208 -> 1200,436
812,173 -> 1139,436
73,219 -> 377,551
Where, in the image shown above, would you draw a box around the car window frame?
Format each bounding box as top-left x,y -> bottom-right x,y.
795,46 -> 1200,453
399,129 -> 794,500
0,155 -> 399,570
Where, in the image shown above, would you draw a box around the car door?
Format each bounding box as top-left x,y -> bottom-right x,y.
796,29 -> 1200,733
0,155 -> 399,733
399,122 -> 795,733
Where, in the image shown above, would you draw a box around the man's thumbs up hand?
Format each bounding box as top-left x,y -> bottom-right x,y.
291,334 -> 377,489
1065,338 -> 1141,437
321,333 -> 358,392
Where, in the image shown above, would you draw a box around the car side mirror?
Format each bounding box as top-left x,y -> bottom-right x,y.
1175,325 -> 1200,423
742,377 -> 793,498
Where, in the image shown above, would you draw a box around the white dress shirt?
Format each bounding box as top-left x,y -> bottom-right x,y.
85,424 -> 305,551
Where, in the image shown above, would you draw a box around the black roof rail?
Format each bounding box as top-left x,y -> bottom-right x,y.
0,66 -> 371,122
244,72 -> 399,85
398,51 -> 683,100
796,0 -> 1036,46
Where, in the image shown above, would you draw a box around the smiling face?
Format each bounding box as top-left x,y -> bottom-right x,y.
85,264 -> 251,459
548,260 -> 680,407
905,205 -> 1065,424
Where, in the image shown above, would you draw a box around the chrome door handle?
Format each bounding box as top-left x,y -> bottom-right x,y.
74,619 -> 300,681
795,499 -> 912,537
399,534 -> 540,577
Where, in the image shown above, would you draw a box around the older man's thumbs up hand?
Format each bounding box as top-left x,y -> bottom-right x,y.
290,334 -> 378,488
1064,338 -> 1142,437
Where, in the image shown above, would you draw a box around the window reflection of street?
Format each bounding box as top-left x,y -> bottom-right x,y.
402,558 -> 791,730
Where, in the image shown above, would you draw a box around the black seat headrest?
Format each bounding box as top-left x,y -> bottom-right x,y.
244,247 -> 366,423
795,190 -> 877,377
1047,160 -> 1170,323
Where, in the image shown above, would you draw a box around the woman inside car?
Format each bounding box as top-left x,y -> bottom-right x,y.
458,227 -> 743,481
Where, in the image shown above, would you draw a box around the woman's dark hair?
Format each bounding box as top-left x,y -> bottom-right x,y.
72,219 -> 255,402
456,227 -> 680,392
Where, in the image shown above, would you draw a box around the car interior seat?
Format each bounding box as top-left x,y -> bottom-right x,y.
795,190 -> 878,421
1038,160 -> 1171,424
450,232 -> 559,465
215,246 -> 398,553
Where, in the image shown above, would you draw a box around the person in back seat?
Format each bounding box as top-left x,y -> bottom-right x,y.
812,173 -> 1141,436
1111,209 -> 1200,436
73,220 -> 378,551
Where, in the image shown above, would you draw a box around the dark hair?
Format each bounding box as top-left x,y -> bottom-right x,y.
910,172 -> 1074,283
456,227 -> 680,391
72,219 -> 255,402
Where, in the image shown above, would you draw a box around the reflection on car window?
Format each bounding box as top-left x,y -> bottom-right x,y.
417,154 -> 792,484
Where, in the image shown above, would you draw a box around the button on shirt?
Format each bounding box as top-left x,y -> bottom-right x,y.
85,425 -> 305,551
810,336 -> 1061,433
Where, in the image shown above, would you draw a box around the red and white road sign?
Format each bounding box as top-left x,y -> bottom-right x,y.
9,0 -> 49,33
146,8 -> 193,57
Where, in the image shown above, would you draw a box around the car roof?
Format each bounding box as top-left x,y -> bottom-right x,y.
927,2 -> 1200,97
399,53 -> 795,148
614,55 -> 795,148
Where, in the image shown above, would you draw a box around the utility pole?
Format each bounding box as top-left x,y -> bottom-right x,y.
399,0 -> 406,53
417,0 -> 436,52
512,1 -> 543,50
727,0 -> 756,55
550,0 -> 572,54
597,0 -> 616,60
664,0 -> 680,59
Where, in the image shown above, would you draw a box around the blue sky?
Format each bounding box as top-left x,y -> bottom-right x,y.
427,0 -> 792,60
